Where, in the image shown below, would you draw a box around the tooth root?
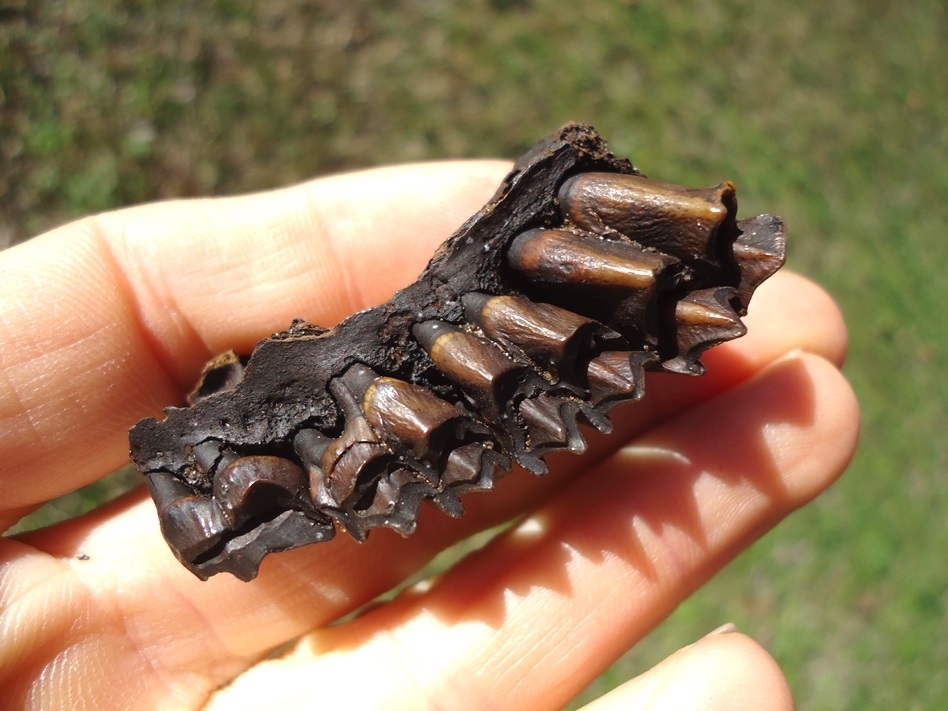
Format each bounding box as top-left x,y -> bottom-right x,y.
664,287 -> 747,375
413,320 -> 525,414
321,418 -> 390,505
507,228 -> 679,340
362,375 -> 479,467
213,456 -> 308,528
293,428 -> 331,470
146,471 -> 227,561
191,440 -> 223,475
558,172 -> 736,261
732,215 -> 788,310
462,292 -> 619,377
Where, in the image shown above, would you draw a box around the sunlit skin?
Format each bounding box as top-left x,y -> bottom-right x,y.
0,161 -> 858,710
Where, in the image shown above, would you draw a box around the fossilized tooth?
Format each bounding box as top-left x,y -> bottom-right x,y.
321,375 -> 393,504
584,350 -> 659,409
507,228 -> 680,342
212,455 -> 310,529
441,441 -> 503,489
517,394 -> 586,455
731,214 -> 787,309
292,428 -> 338,510
362,374 -> 490,469
413,319 -> 526,415
146,469 -> 227,562
201,509 -> 337,582
663,287 -> 746,375
557,172 -> 736,265
461,292 -> 622,379
342,469 -> 436,539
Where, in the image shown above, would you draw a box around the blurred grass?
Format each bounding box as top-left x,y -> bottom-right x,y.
2,0 -> 946,708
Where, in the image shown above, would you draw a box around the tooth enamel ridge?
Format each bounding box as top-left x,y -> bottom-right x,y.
129,124 -> 786,580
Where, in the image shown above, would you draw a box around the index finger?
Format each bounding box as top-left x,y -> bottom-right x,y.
0,161 -> 512,517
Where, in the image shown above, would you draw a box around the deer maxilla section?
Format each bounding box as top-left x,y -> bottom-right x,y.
129,126 -> 786,581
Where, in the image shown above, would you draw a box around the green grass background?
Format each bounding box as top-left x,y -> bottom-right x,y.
2,1 -> 946,708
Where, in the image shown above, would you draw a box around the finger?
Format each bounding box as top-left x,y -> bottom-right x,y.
223,353 -> 856,711
0,160 -> 511,516
579,631 -> 794,711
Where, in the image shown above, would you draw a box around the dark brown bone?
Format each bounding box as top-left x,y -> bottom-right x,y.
129,124 -> 786,580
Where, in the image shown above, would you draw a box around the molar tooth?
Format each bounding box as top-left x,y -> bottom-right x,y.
362,375 -> 483,470
191,439 -> 223,475
414,319 -> 525,414
732,215 -> 788,310
509,228 -> 671,290
213,456 -> 308,528
507,228 -> 679,341
585,351 -> 650,406
462,292 -> 620,378
558,172 -> 736,262
663,287 -> 746,375
323,375 -> 392,504
146,470 -> 227,561
518,395 -> 569,448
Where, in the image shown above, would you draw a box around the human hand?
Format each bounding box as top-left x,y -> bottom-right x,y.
0,161 -> 858,710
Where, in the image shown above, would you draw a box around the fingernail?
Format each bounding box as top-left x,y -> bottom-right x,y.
702,622 -> 740,639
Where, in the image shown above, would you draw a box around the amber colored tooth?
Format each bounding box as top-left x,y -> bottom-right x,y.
213,455 -> 308,528
507,228 -> 678,340
663,287 -> 746,375
413,320 -> 525,412
509,228 -> 674,292
462,292 -> 620,377
146,470 -> 227,560
362,376 -> 476,467
732,215 -> 787,310
558,172 -> 736,261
